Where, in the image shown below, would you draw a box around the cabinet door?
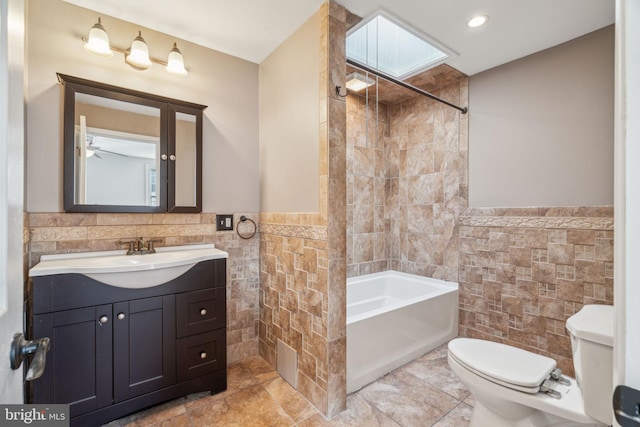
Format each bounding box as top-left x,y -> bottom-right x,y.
113,295 -> 176,402
32,305 -> 113,417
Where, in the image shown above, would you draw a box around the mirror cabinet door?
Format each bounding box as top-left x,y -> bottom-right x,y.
60,74 -> 206,213
169,107 -> 202,212
73,93 -> 164,209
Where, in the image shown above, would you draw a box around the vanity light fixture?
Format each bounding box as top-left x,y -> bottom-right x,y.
467,15 -> 489,28
126,31 -> 152,69
345,72 -> 376,92
84,18 -> 113,57
82,17 -> 188,75
165,43 -> 188,75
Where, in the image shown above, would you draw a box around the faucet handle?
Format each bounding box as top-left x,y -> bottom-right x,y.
146,238 -> 163,253
118,239 -> 136,254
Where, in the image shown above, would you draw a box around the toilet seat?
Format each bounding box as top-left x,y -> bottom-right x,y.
448,338 -> 557,394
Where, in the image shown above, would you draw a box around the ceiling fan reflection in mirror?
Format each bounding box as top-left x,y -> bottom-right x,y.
75,123 -> 160,160
85,134 -> 137,159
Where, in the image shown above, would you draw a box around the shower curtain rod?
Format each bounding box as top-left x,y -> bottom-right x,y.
343,59 -> 468,114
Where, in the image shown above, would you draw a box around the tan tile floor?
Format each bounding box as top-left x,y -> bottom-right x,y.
105,343 -> 473,427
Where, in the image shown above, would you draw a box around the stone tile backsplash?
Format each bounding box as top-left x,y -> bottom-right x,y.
457,207 -> 614,375
27,212 -> 260,365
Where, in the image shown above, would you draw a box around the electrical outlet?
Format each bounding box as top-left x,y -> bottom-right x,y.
216,214 -> 234,231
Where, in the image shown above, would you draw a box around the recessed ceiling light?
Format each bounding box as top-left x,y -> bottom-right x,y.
467,15 -> 488,28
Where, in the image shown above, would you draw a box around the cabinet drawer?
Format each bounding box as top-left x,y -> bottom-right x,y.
176,288 -> 225,337
177,330 -> 226,382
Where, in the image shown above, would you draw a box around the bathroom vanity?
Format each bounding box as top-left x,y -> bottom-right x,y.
28,245 -> 228,426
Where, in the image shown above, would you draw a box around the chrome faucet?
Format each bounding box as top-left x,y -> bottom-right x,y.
118,238 -> 162,255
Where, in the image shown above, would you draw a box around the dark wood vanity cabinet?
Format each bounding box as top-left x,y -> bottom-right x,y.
29,259 -> 227,427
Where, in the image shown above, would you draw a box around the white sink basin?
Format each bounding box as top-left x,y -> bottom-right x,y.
29,244 -> 228,288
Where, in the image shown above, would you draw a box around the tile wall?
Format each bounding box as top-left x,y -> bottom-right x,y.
259,217 -> 331,410
258,1 -> 347,417
346,96 -> 390,276
27,212 -> 260,364
346,73 -> 469,282
458,207 -> 614,375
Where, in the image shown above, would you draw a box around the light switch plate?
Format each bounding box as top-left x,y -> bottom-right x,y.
216,214 -> 233,231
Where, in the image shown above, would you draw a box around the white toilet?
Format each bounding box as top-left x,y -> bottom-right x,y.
448,304 -> 614,427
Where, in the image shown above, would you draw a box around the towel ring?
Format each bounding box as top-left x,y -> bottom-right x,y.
236,215 -> 257,240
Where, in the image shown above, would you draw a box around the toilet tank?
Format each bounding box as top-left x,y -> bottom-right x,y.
565,304 -> 614,425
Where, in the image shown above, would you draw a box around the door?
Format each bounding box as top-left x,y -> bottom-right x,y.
0,0 -> 25,404
613,0 -> 640,425
113,295 -> 176,402
32,305 -> 113,417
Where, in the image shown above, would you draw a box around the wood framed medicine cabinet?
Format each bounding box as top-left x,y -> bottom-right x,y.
59,74 -> 206,213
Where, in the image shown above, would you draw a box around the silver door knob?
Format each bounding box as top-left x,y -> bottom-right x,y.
161,154 -> 168,161
200,352 -> 207,359
200,308 -> 207,316
169,154 -> 176,161
10,333 -> 50,381
99,315 -> 109,324
117,313 -> 126,320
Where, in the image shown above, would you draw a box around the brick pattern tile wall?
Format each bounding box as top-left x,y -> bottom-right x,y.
27,212 -> 260,364
258,220 -> 331,409
458,207 -> 614,375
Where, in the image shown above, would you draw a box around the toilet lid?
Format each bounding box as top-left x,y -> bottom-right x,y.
448,338 -> 557,393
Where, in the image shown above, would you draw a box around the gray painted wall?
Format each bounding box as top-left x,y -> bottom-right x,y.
27,0 -> 259,213
259,10 -> 320,213
469,25 -> 614,207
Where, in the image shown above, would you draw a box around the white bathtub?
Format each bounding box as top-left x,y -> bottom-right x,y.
347,270 -> 458,393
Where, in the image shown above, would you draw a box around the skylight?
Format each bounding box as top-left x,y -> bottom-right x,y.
346,11 -> 454,80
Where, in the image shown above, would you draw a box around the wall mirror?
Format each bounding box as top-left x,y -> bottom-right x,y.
59,74 -> 206,213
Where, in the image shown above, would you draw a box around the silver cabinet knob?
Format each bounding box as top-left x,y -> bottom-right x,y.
200,308 -> 207,316
169,154 -> 176,161
117,313 -> 126,320
200,352 -> 207,359
99,316 -> 109,324
161,154 -> 168,161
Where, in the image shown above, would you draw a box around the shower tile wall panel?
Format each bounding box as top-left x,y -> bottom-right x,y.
389,82 -> 468,282
346,77 -> 469,282
457,207 -> 614,376
346,95 -> 390,277
27,212 -> 260,364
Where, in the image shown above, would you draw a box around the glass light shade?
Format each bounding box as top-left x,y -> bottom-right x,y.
126,31 -> 152,69
84,18 -> 113,57
166,43 -> 187,75
345,72 -> 375,92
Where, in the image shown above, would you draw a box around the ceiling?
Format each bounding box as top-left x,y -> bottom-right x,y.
63,0 -> 614,76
